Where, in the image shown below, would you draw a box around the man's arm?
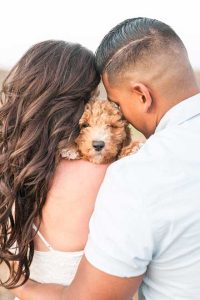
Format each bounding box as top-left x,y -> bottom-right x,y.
12,256 -> 143,300
62,256 -> 143,299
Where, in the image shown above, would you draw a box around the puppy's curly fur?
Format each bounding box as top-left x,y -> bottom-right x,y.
59,99 -> 141,164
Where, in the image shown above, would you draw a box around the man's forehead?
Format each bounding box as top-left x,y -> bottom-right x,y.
102,73 -> 113,98
102,72 -> 110,88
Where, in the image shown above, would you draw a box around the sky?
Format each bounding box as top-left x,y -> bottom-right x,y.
0,0 -> 199,70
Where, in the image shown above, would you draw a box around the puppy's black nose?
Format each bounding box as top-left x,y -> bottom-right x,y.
92,141 -> 105,151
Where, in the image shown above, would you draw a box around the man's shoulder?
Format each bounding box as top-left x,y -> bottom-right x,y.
107,131 -> 178,195
110,133 -> 168,173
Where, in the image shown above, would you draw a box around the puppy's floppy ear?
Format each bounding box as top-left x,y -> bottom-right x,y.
79,101 -> 92,127
123,124 -> 132,147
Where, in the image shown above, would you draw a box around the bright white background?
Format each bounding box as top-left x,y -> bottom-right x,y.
0,0 -> 199,70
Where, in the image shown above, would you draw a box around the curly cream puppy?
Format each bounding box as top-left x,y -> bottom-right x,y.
60,99 -> 141,164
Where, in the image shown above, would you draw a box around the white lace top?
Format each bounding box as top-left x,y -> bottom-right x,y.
30,224 -> 83,285
15,225 -> 83,299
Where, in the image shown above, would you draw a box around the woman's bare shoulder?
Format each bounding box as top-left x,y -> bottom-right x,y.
49,159 -> 109,198
59,158 -> 109,170
57,159 -> 109,180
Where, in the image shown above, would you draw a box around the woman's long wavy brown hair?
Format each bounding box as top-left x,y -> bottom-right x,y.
0,40 -> 100,288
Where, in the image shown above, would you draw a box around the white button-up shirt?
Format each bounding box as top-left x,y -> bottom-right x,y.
85,93 -> 200,300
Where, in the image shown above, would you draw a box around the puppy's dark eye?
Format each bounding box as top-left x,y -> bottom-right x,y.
81,123 -> 90,129
108,124 -> 118,129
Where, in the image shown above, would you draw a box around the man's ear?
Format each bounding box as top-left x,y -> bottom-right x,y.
132,83 -> 153,113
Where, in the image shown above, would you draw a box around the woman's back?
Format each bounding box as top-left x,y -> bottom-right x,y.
30,159 -> 108,284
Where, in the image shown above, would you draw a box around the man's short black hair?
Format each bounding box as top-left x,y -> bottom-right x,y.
96,17 -> 185,76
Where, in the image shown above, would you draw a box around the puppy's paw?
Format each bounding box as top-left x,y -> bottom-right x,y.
60,146 -> 80,160
118,140 -> 144,159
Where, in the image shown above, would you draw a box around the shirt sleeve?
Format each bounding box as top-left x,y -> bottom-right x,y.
85,162 -> 154,277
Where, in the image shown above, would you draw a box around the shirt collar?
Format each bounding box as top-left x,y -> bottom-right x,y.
155,92 -> 200,132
